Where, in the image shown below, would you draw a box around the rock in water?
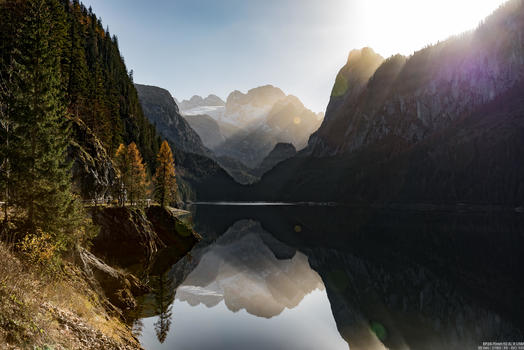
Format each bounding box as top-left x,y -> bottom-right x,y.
90,207 -> 164,271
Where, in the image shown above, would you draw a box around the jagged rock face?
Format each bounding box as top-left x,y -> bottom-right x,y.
254,143 -> 296,177
135,84 -> 211,157
68,117 -> 118,200
223,85 -> 285,126
179,94 -> 225,111
215,93 -> 321,168
324,48 -> 385,121
309,1 -> 524,157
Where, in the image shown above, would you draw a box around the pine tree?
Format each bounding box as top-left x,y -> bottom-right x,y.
127,142 -> 148,206
6,0 -> 83,244
66,0 -> 89,116
114,143 -> 129,206
0,64 -> 13,239
153,141 -> 178,207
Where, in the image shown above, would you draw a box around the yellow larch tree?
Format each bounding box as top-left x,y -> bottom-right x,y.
153,140 -> 178,207
126,142 -> 148,206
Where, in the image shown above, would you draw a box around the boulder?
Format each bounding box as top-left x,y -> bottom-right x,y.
145,205 -> 201,251
90,207 -> 164,271
144,206 -> 202,275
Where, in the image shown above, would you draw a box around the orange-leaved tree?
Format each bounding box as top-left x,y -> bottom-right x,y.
114,142 -> 148,206
153,140 -> 178,207
126,142 -> 148,206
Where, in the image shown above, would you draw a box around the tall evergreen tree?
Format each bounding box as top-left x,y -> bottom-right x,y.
7,0 -> 82,242
114,143 -> 129,206
0,65 -> 13,236
153,141 -> 178,207
66,1 -> 89,116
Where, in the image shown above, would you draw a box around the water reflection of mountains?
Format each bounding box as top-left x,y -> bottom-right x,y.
176,221 -> 323,318
136,204 -> 524,349
191,204 -> 524,348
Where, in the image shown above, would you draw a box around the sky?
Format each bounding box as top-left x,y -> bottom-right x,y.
83,0 -> 508,113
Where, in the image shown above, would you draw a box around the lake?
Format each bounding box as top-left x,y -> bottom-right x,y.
131,204 -> 524,350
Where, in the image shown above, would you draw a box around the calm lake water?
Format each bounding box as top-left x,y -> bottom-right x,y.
132,204 -> 524,350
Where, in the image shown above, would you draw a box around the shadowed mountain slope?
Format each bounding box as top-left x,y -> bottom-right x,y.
252,0 -> 524,206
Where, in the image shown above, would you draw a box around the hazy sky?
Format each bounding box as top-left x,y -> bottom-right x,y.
83,0 -> 508,112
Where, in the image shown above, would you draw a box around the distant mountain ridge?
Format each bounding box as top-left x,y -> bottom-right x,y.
179,94 -> 225,110
178,85 -> 322,169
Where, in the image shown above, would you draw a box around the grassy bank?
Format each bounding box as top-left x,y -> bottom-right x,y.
0,243 -> 142,350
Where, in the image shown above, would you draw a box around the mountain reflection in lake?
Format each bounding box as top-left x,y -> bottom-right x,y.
133,204 -> 524,350
136,220 -> 348,350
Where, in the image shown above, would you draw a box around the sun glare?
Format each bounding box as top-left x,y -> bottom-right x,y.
353,0 -> 508,57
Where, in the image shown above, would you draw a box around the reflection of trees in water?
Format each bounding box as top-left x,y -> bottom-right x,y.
132,318 -> 144,339
152,272 -> 175,343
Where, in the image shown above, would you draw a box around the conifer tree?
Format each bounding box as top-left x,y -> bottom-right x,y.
6,0 -> 83,242
153,141 -> 178,207
114,143 -> 129,206
0,66 -> 13,236
126,142 -> 148,206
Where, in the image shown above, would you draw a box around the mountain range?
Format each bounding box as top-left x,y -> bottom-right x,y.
250,0 -> 524,206
134,84 -> 245,198
179,85 -> 323,169
134,0 -> 524,205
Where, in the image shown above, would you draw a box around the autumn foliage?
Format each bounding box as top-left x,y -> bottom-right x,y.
153,141 -> 178,207
115,142 -> 148,206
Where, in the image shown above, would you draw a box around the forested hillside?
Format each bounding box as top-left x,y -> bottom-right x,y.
1,0 -> 161,170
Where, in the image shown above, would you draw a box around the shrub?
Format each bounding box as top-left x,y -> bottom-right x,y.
17,230 -> 61,274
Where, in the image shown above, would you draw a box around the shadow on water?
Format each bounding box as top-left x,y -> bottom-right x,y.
132,204 -> 524,350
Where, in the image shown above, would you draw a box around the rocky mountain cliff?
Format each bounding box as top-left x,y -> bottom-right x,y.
135,84 -> 211,157
253,0 -> 524,206
223,85 -> 287,127
309,2 -> 524,157
215,88 -> 322,168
